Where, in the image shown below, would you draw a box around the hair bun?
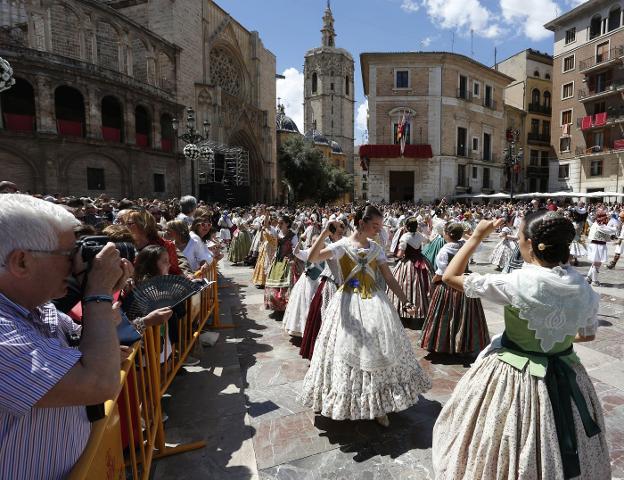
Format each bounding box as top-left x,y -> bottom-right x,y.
537,243 -> 547,251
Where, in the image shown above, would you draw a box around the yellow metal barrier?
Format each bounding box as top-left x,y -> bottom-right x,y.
70,261 -> 222,478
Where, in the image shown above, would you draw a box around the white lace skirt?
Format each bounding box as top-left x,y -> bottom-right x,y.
433,353 -> 611,479
299,289 -> 431,420
586,243 -> 608,263
490,239 -> 516,268
283,274 -> 319,336
570,240 -> 587,257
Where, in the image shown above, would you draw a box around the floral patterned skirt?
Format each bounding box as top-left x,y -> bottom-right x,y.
433,353 -> 611,479
299,289 -> 431,420
387,255 -> 432,319
283,273 -> 319,336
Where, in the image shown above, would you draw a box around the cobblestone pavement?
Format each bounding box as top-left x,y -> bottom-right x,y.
153,236 -> 624,480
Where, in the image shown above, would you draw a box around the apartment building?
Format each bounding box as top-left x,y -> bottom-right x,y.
358,52 -> 513,202
496,49 -> 554,192
546,1 -> 624,194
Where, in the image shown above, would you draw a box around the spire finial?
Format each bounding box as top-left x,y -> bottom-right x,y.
321,1 -> 336,47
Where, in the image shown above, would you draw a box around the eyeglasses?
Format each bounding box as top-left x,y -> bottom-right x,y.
27,247 -> 78,259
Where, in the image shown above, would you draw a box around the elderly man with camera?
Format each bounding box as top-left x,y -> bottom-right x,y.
0,194 -> 131,479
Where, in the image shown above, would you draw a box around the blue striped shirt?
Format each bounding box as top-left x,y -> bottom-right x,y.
0,293 -> 91,479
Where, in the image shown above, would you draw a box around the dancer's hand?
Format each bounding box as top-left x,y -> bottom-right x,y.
402,302 -> 416,316
473,218 -> 505,240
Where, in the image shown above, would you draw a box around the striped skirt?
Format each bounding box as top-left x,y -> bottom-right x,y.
387,256 -> 432,319
420,282 -> 490,354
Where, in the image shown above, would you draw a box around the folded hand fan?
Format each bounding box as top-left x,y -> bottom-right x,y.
126,275 -> 212,319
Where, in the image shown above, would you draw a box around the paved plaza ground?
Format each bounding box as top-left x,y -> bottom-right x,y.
153,236 -> 624,480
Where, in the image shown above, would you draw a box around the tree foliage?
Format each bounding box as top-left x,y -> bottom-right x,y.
278,136 -> 352,203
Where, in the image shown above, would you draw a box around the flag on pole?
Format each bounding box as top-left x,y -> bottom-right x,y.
396,111 -> 411,156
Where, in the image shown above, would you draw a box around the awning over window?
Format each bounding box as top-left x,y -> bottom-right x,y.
358,144 -> 433,159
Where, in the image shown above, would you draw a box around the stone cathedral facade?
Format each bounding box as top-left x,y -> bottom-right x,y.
303,2 -> 355,174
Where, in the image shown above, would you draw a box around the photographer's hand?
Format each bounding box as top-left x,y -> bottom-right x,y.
84,243 -> 128,296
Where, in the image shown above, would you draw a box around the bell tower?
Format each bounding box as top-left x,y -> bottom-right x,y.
303,1 -> 355,173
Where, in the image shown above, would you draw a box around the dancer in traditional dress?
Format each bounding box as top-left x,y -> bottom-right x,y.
300,206 -> 431,427
264,215 -> 301,313
586,209 -> 617,286
300,221 -> 345,360
420,222 -> 490,355
245,209 -> 264,266
490,226 -> 518,271
227,216 -> 252,265
387,217 -> 432,320
570,204 -> 588,266
433,212 -> 611,480
283,236 -> 322,337
423,212 -> 446,270
218,210 -> 233,246
607,210 -> 624,269
251,214 -> 278,288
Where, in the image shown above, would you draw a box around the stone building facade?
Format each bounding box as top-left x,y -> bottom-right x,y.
303,3 -> 354,175
496,49 -> 554,193
0,0 -> 277,203
357,52 -> 513,203
546,0 -> 624,196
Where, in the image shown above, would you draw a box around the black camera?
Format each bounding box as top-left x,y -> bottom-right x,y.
77,236 -> 136,263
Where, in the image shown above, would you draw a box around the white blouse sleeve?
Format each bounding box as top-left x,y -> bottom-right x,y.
295,247 -> 310,262
398,232 -> 410,251
376,247 -> 388,264
325,240 -> 345,259
463,272 -> 514,305
291,234 -> 299,249
434,249 -> 448,276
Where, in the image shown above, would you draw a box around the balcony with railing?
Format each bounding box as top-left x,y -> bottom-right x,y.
528,103 -> 552,115
527,132 -> 550,144
579,45 -> 624,74
575,138 -> 624,157
483,97 -> 497,110
578,79 -> 624,102
577,113 -> 608,131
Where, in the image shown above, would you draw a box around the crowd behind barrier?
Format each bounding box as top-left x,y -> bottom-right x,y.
69,264 -> 219,480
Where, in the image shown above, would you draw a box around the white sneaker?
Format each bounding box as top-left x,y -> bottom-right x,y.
199,331 -> 220,347
182,355 -> 200,366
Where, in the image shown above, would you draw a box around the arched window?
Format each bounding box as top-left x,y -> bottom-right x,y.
0,78 -> 35,132
590,15 -> 602,39
543,91 -> 551,109
531,88 -> 541,106
135,105 -> 151,147
160,113 -> 173,152
545,73 -> 551,79
534,70 -> 540,77
101,96 -> 124,143
345,75 -> 350,96
96,21 -> 121,71
312,72 -> 318,94
55,86 -> 85,137
609,7 -> 621,31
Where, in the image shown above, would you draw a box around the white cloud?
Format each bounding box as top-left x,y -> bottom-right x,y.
499,0 -> 558,41
401,0 -> 420,13
276,67 -> 304,133
423,0 -> 503,38
356,100 -> 368,134
421,36 -> 433,47
567,0 -> 586,6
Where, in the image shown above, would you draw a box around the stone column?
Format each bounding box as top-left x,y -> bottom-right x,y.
86,86 -> 102,139
35,77 -> 56,134
125,98 -> 136,145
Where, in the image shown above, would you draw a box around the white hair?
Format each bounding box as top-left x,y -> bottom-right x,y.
0,194 -> 80,273
179,195 -> 197,214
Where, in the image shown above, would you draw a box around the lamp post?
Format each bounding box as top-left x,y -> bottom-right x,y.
504,128 -> 523,201
172,107 -> 214,197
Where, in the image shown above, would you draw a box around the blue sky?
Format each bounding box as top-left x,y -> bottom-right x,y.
217,0 -> 584,143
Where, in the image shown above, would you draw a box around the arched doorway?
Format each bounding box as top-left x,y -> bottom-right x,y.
55,85 -> 85,137
0,148 -> 37,192
1,77 -> 35,132
228,130 -> 263,204
101,96 -> 124,142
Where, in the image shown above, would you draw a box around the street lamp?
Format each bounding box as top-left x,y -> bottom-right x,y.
172,107 -> 215,195
504,128 -> 523,201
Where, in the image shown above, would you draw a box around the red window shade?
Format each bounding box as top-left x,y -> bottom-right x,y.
57,119 -> 83,137
102,126 -> 121,142
3,113 -> 34,132
161,138 -> 173,152
136,133 -> 148,147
